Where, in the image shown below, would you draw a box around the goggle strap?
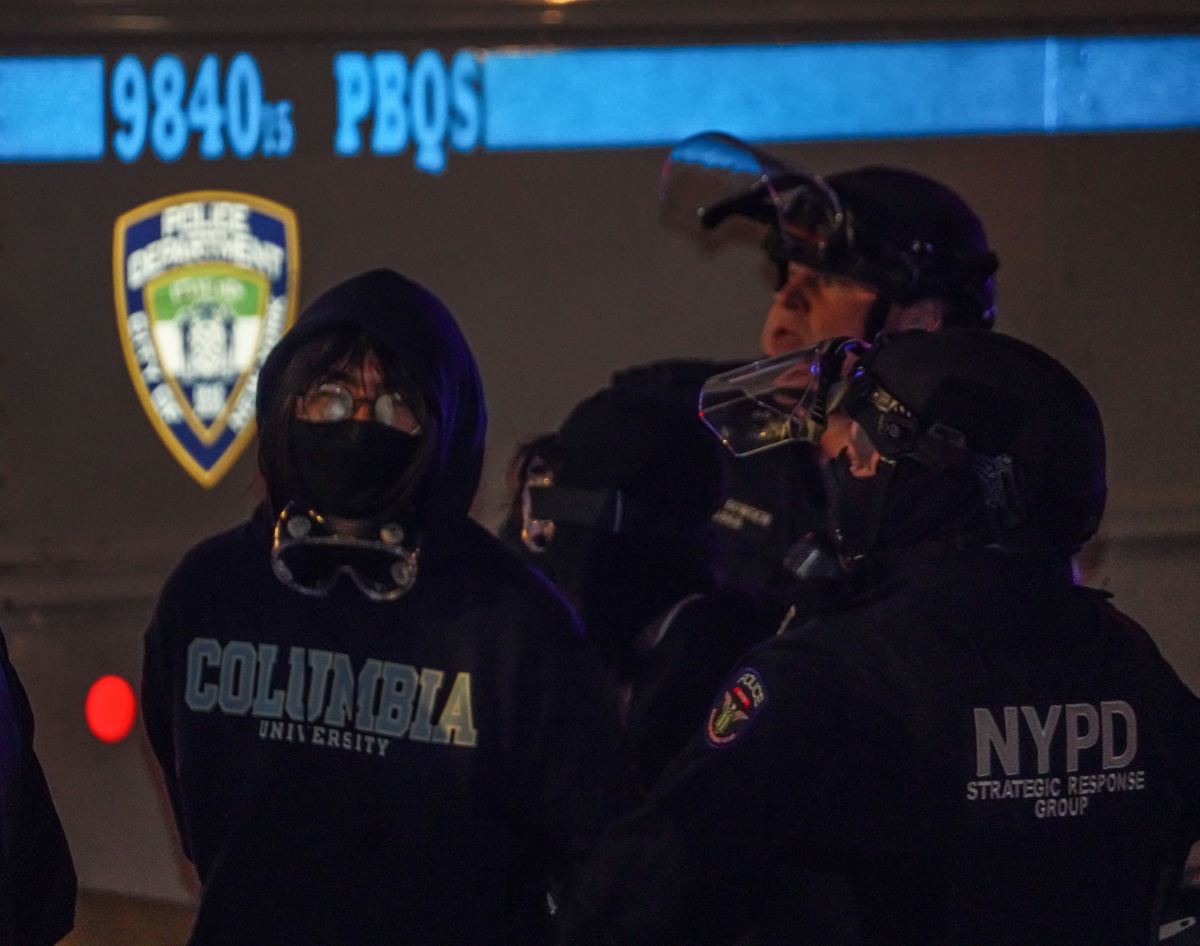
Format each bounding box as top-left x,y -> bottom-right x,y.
527,485 -> 618,531
526,485 -> 684,540
848,394 -> 1028,538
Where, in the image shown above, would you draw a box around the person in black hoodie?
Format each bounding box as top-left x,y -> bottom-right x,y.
503,384 -> 772,790
0,631 -> 76,945
558,330 -> 1200,946
142,268 -> 631,946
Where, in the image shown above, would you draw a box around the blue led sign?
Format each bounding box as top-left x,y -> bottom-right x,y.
332,49 -> 481,173
0,57 -> 104,160
1,36 -> 1199,168
480,36 -> 1200,149
109,54 -> 294,162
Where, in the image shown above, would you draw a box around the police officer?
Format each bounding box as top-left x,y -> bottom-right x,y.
558,329 -> 1200,945
0,631 -> 76,945
621,132 -> 1000,611
142,268 -> 632,946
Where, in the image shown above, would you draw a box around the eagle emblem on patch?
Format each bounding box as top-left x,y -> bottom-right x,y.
113,191 -> 299,487
706,668 -> 767,747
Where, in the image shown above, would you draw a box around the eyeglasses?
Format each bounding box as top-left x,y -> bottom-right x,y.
270,503 -> 419,602
298,382 -> 421,434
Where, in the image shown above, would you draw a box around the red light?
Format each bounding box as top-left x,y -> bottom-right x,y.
86,675 -> 137,743
733,686 -> 751,708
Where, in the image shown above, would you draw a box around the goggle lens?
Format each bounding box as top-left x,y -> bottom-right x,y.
271,505 -> 418,601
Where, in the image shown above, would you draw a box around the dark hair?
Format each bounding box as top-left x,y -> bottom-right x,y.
256,324 -> 438,519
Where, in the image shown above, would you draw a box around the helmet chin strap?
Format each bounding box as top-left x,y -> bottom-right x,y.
972,452 -> 1027,546
822,450 -> 898,572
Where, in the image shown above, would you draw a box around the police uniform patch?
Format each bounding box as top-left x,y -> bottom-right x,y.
706,667 -> 767,747
114,191 -> 299,487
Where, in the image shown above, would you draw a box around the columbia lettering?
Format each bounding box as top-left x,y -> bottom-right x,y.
184,638 -> 478,748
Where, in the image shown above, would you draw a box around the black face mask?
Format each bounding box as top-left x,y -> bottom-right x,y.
288,420 -> 421,520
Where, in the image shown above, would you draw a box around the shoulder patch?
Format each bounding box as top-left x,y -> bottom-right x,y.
706,667 -> 767,747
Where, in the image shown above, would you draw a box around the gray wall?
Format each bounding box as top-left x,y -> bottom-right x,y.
2,2 -> 1198,903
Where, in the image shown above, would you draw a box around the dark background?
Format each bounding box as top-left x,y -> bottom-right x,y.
2,0 -> 1198,925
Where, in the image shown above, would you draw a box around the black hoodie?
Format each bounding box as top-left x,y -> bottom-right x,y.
142,269 -> 632,946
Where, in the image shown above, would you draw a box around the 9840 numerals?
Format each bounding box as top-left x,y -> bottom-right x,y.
111,53 -> 294,162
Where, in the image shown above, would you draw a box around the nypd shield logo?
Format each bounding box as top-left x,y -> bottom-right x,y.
114,191 -> 299,487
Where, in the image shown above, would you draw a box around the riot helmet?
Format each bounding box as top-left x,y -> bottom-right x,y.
700,329 -> 1106,564
661,132 -> 999,335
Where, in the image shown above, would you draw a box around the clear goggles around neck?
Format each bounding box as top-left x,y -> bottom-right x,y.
270,502 -> 419,602
699,337 -> 868,457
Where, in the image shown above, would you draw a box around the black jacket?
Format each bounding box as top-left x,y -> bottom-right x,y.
559,549 -> 1200,945
143,270 -> 632,945
0,631 -> 76,946
620,589 -> 774,789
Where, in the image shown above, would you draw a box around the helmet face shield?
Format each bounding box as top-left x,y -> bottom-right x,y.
699,338 -> 867,457
661,132 -> 1000,314
660,132 -> 847,267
